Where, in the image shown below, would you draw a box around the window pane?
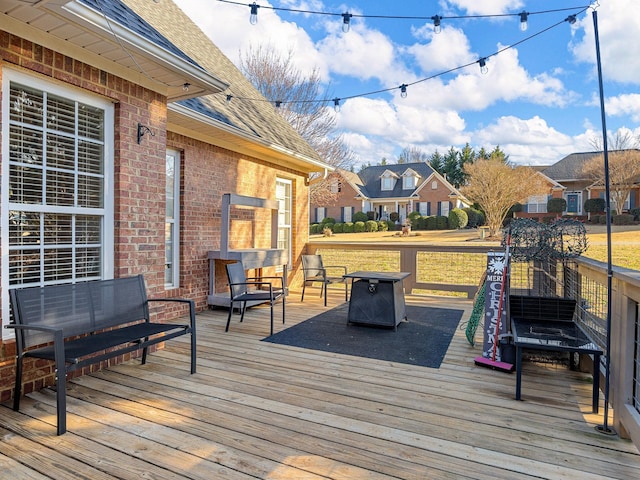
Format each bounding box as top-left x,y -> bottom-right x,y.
10,83 -> 44,126
10,125 -> 43,165
46,169 -> 75,206
9,249 -> 41,284
165,223 -> 174,284
10,164 -> 43,204
78,140 -> 104,174
9,211 -> 41,246
47,93 -> 76,134
44,248 -> 73,281
76,247 -> 101,278
78,103 -> 104,140
76,216 -> 102,244
46,134 -> 75,169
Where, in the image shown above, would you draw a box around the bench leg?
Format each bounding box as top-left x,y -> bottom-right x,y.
13,356 -> 24,412
53,335 -> 67,435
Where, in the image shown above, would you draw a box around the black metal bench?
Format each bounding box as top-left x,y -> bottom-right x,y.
509,295 -> 602,413
6,275 -> 196,435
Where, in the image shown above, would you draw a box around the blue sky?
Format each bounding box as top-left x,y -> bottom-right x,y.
174,0 -> 640,168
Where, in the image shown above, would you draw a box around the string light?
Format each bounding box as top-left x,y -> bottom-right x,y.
519,11 -> 529,31
183,82 -> 191,91
478,58 -> 488,74
249,2 -> 259,25
342,13 -> 352,33
213,2 -> 591,109
432,15 -> 442,34
226,94 -> 233,102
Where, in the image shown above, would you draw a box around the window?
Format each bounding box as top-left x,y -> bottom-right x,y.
316,207 -> 326,223
342,206 -> 353,223
276,178 -> 292,270
527,195 -> 548,214
165,149 -> 180,288
330,181 -> 341,193
381,176 -> 394,191
2,70 -> 114,331
417,202 -> 430,215
431,181 -> 438,190
403,175 -> 416,190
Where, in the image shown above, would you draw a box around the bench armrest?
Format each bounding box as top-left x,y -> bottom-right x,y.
147,298 -> 196,329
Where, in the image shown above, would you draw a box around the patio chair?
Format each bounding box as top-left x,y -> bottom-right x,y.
225,262 -> 285,336
301,254 -> 348,307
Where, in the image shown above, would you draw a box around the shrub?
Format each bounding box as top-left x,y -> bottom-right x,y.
424,216 -> 437,230
599,215 -> 608,224
547,198 -> 567,215
542,216 -> 556,225
354,221 -> 365,233
584,198 -> 606,214
389,212 -> 399,222
310,223 -> 321,234
332,222 -> 344,233
435,215 -> 449,229
366,211 -> 376,220
386,220 -> 396,231
448,208 -> 468,229
589,214 -> 603,224
630,208 -> 640,221
343,222 -> 354,233
612,214 -> 634,225
463,207 -> 485,228
365,220 -> 379,232
321,217 -> 335,226
408,211 -> 422,228
353,211 -> 368,222
378,221 -> 389,232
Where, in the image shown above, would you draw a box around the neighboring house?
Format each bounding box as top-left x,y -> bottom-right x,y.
520,151 -> 640,218
1,0 -> 330,402
312,163 -> 470,224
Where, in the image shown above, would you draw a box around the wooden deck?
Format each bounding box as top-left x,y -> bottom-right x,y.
1,291 -> 639,479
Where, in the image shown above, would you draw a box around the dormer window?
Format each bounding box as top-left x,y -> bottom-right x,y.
401,168 -> 420,190
380,170 -> 398,191
403,175 -> 416,189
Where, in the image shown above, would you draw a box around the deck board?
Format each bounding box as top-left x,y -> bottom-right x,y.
1,292 -> 639,479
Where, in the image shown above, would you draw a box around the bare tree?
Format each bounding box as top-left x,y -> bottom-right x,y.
240,44 -> 353,205
582,149 -> 640,215
461,154 -> 548,236
397,146 -> 429,164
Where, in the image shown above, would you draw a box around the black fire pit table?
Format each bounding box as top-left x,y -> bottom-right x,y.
343,271 -> 410,330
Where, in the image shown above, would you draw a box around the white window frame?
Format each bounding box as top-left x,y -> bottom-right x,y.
343,206 -> 353,223
316,207 -> 326,223
527,194 -> 548,214
276,178 -> 292,271
165,149 -> 180,288
381,176 -> 394,191
1,69 -> 114,335
403,175 -> 416,190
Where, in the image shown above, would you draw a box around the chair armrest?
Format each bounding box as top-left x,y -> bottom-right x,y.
246,276 -> 285,289
147,298 -> 196,330
323,265 -> 348,275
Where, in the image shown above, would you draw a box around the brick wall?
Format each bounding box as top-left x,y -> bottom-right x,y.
0,32 -> 310,403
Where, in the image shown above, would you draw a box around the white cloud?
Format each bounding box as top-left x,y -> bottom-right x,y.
174,0 -> 329,79
444,0 -> 524,16
407,25 -> 476,73
606,94 -> 640,122
570,0 -> 640,84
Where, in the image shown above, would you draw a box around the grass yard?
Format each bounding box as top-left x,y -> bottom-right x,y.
311,224 -> 640,271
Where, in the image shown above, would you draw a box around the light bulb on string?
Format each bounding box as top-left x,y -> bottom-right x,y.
478,58 -> 488,74
431,15 -> 441,34
519,11 -> 528,31
249,2 -> 259,25
226,95 -> 233,103
342,13 -> 352,33
566,14 -> 577,24
275,100 -> 282,108
333,98 -> 341,112
400,84 -> 408,98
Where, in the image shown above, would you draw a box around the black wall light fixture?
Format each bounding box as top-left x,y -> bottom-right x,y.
137,123 -> 155,144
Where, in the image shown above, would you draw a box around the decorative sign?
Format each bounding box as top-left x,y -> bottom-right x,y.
481,251 -> 510,360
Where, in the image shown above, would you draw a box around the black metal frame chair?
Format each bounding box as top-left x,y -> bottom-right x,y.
225,262 -> 285,335
301,254 -> 348,307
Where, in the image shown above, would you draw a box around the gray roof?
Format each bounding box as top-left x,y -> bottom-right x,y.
542,151 -> 601,181
356,163 -> 437,199
124,0 -> 323,165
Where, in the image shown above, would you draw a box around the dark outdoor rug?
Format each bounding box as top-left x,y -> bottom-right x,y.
262,304 -> 464,368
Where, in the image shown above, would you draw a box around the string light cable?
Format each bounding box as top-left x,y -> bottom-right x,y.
219,3 -> 593,108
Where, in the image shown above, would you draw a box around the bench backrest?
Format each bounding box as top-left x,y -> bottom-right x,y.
509,295 -> 576,322
10,275 -> 150,349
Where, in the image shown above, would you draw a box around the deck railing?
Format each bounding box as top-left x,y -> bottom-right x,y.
307,240 -> 640,447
